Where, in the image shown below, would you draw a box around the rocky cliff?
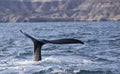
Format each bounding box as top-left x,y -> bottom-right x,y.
0,0 -> 120,22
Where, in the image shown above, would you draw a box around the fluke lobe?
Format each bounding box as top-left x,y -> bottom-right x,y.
20,30 -> 84,61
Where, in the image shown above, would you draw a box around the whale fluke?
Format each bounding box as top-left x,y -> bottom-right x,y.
20,30 -> 84,61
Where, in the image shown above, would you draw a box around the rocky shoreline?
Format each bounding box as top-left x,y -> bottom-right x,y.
0,0 -> 119,22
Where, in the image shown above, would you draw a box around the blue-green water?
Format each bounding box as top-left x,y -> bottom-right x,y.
0,22 -> 120,74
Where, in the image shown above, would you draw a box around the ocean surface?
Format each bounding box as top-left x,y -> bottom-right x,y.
0,22 -> 120,74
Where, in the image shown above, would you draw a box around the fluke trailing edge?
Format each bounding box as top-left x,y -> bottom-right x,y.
20,30 -> 84,61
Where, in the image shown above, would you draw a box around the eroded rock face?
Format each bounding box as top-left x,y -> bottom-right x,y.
0,0 -> 119,22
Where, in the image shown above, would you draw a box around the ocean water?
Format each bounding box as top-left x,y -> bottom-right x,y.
0,22 -> 120,74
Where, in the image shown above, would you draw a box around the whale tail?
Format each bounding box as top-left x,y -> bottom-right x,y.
20,30 -> 45,61
20,30 -> 84,61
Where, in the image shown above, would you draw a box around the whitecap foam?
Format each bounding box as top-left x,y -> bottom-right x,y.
41,57 -> 62,64
14,60 -> 35,65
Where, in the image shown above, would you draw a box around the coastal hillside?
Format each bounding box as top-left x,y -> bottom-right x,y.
0,0 -> 119,22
